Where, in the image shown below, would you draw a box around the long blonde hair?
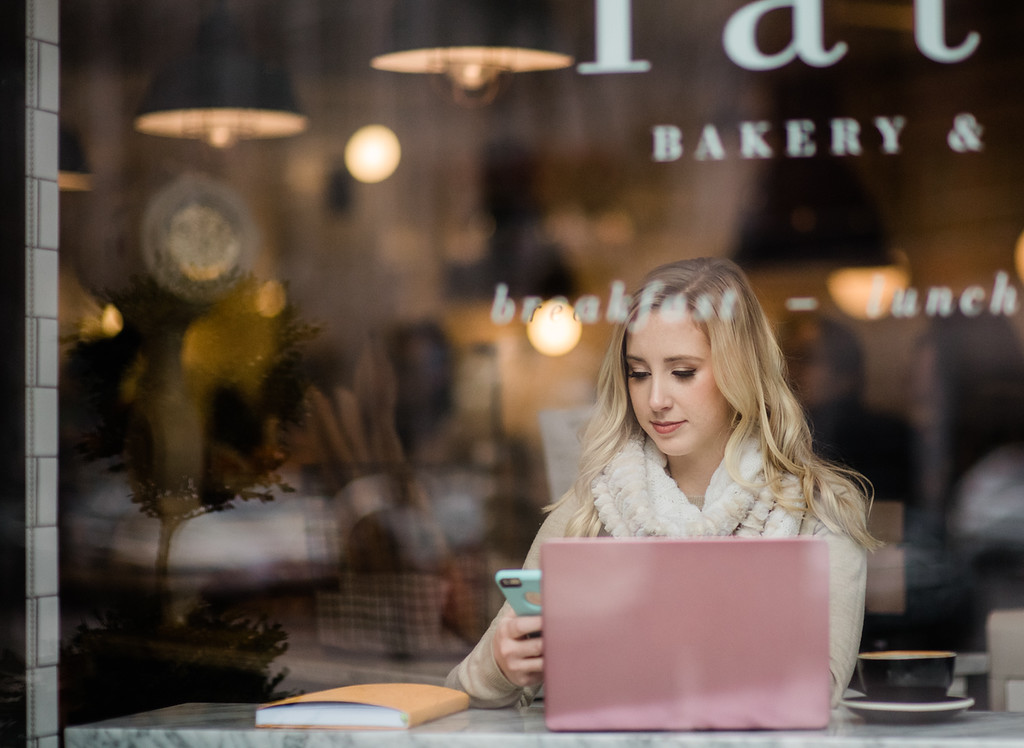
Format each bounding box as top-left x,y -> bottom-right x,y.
551,257 -> 879,549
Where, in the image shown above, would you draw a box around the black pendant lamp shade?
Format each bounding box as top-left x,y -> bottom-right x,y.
733,157 -> 890,270
134,1 -> 307,147
371,0 -> 573,106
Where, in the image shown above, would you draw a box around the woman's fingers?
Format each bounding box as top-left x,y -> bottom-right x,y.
492,612 -> 545,687
510,615 -> 542,638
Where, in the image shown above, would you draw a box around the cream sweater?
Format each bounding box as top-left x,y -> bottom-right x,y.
445,497 -> 867,708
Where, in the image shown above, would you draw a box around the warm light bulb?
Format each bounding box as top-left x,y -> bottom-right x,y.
256,280 -> 287,318
344,125 -> 402,184
100,304 -> 124,337
449,61 -> 499,91
827,264 -> 911,320
527,298 -> 583,356
206,124 -> 237,149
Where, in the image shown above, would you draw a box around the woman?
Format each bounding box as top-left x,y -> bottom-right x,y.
446,257 -> 878,708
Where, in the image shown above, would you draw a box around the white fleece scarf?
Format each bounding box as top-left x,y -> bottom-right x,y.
592,436 -> 805,538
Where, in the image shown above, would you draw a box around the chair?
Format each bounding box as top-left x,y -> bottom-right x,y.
987,609 -> 1024,710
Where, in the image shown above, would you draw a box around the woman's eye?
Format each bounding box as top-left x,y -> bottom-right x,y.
673,369 -> 696,379
627,370 -> 649,380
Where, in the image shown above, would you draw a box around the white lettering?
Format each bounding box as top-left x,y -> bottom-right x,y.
606,281 -> 632,323
497,274 -> 1019,330
692,295 -> 715,321
866,274 -> 887,319
874,116 -> 907,154
630,281 -> 664,332
652,125 -> 684,162
574,295 -> 601,324
960,286 -> 986,316
786,119 -> 816,157
582,0 -> 979,76
915,0 -> 980,64
491,283 -> 515,324
579,0 -> 651,74
947,113 -> 984,152
990,272 -> 1019,315
830,118 -> 862,156
660,293 -> 689,321
723,0 -> 848,71
925,287 -> 955,317
521,296 -> 543,323
649,113 -> 976,163
891,288 -> 920,317
867,273 -> 1018,319
740,121 -> 774,158
718,289 -> 739,320
694,125 -> 727,161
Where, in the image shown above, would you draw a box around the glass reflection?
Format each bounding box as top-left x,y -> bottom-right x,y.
53,0 -> 1024,724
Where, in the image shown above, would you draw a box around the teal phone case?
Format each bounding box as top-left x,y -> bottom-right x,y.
495,569 -> 542,615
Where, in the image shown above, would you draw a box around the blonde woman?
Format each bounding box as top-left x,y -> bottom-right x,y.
446,257 -> 878,708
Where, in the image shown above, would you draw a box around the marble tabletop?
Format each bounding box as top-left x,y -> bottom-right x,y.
64,702 -> 1024,747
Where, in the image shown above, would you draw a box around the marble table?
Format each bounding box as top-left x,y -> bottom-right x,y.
64,702 -> 1024,747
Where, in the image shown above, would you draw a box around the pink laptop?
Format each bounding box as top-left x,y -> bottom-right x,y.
540,536 -> 831,731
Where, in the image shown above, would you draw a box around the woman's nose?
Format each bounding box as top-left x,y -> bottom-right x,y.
648,376 -> 672,411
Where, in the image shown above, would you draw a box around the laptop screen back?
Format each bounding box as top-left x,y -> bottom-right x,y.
540,536 -> 831,731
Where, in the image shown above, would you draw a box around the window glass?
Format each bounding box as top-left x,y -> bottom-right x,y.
58,1 -> 1024,721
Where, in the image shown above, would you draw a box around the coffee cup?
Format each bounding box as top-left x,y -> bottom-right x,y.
856,650 -> 956,702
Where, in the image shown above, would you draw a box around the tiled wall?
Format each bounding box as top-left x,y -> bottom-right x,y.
25,0 -> 61,745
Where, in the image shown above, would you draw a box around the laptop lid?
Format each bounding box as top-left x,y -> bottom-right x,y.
540,536 -> 831,731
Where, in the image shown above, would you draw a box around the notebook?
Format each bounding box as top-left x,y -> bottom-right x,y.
540,536 -> 831,731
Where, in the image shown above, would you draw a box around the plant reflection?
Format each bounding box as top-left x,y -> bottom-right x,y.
64,274 -> 317,722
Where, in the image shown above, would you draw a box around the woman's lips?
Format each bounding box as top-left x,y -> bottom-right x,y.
651,420 -> 683,435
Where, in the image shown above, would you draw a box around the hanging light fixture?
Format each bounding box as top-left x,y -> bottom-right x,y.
134,0 -> 307,148
371,0 -> 573,108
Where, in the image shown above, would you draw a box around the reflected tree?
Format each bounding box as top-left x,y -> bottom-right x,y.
71,275 -> 316,614
63,274 -> 316,723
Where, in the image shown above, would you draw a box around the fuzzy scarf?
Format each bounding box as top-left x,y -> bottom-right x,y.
592,435 -> 805,538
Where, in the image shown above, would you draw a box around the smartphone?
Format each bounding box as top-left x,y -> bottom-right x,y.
495,569 -> 542,616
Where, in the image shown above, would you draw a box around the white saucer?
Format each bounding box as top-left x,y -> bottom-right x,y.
841,696 -> 975,724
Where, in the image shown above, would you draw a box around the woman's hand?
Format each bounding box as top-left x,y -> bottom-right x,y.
492,611 -> 544,688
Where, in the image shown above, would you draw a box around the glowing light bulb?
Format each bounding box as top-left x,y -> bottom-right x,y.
527,298 -> 583,356
206,124 -> 237,149
100,304 -> 124,337
256,280 -> 287,318
450,61 -> 498,91
827,264 -> 911,320
344,125 -> 402,184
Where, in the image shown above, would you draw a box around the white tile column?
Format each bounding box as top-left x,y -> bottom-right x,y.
25,0 -> 61,745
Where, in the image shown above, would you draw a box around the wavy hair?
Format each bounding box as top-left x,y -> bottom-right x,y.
551,257 -> 879,549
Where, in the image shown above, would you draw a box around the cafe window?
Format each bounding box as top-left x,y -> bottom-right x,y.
38,0 -> 1024,728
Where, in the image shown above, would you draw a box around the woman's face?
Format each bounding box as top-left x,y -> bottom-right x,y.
625,311 -> 734,475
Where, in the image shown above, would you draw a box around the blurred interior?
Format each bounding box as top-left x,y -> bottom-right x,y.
52,0 -> 1024,724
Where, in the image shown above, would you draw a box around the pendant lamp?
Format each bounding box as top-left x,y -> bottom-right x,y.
134,0 -> 307,148
371,0 -> 573,107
